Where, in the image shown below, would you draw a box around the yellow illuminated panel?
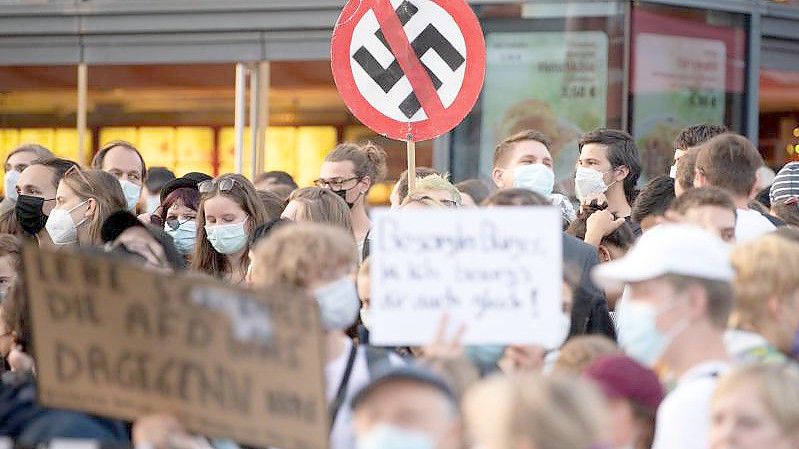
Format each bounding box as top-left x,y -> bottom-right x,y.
218,127 -> 254,177
19,129 -> 55,151
296,127 -> 337,188
264,127 -> 297,175
99,127 -> 139,148
0,129 -> 20,162
54,129 -> 93,165
138,127 -> 177,170
175,127 -> 214,176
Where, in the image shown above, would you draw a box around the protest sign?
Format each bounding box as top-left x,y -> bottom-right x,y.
22,245 -> 328,449
369,207 -> 563,347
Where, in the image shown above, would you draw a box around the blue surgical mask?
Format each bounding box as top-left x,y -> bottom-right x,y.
4,170 -> 20,202
205,221 -> 249,255
119,179 -> 142,211
146,195 -> 161,215
512,164 -> 555,197
357,425 -> 435,449
616,299 -> 686,367
314,276 -> 360,330
165,220 -> 197,255
465,345 -> 505,367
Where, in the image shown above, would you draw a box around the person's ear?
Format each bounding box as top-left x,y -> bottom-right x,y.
597,245 -> 612,263
664,209 -> 681,223
491,167 -> 505,189
686,284 -> 708,321
748,181 -> 760,200
694,170 -> 707,188
360,175 -> 372,193
84,198 -> 97,218
614,165 -> 630,182
766,295 -> 783,321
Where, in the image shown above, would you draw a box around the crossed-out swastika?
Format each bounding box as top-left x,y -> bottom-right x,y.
352,1 -> 466,119
331,0 -> 485,141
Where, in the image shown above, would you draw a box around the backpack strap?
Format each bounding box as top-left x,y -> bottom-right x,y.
364,345 -> 391,378
362,228 -> 372,261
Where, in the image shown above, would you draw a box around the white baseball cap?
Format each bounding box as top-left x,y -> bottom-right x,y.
592,223 -> 734,289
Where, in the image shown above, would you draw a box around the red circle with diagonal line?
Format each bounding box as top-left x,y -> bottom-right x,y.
331,0 -> 486,142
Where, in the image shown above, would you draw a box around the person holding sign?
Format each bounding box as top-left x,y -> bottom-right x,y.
251,223 -> 403,449
45,168 -> 127,247
316,142 -> 388,260
192,174 -> 268,285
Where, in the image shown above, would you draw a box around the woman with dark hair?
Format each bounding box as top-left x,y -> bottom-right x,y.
147,172 -> 211,260
191,174 -> 268,284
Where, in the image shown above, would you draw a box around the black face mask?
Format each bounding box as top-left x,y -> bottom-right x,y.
15,194 -> 48,235
331,187 -> 357,209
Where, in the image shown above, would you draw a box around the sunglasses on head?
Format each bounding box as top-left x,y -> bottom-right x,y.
198,178 -> 241,194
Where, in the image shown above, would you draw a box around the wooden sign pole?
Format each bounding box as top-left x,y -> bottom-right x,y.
407,137 -> 416,195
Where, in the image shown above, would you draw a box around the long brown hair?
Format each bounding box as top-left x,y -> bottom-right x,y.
191,174 -> 267,278
60,168 -> 127,245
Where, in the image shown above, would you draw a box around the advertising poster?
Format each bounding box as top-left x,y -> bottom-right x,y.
632,8 -> 746,180
480,31 -> 608,184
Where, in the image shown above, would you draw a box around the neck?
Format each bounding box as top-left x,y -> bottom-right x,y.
733,195 -> 750,209
325,331 -> 348,364
350,201 -> 371,241
606,186 -> 631,218
225,249 -> 247,282
663,324 -> 729,378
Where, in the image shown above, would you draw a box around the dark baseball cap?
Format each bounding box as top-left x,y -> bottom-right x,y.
351,364 -> 457,411
583,354 -> 664,412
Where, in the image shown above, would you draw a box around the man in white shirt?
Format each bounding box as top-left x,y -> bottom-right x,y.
592,224 -> 734,449
693,133 -> 775,242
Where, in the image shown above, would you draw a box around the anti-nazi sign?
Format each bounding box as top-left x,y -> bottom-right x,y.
332,0 -> 486,141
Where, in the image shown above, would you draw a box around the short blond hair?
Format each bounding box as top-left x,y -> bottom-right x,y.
730,234 -> 799,350
251,222 -> 357,289
464,374 -> 605,449
714,364 -> 799,435
416,173 -> 462,205
400,193 -> 447,209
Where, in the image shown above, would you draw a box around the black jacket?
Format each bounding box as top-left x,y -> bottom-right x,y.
563,233 -> 616,341
0,372 -> 129,444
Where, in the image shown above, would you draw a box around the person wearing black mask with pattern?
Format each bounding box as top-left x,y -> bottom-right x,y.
14,158 -> 79,246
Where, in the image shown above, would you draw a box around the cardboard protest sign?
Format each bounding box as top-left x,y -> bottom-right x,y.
23,245 -> 328,449
369,207 -> 563,347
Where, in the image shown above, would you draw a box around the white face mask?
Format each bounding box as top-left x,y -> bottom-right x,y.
669,165 -> 678,179
314,276 -> 359,330
45,200 -> 89,245
4,170 -> 20,202
119,179 -> 142,211
575,167 -> 615,200
512,164 -> 555,197
205,221 -> 249,255
360,307 -> 371,330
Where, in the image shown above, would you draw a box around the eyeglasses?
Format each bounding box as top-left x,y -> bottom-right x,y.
198,178 -> 241,194
165,218 -> 192,231
313,176 -> 360,190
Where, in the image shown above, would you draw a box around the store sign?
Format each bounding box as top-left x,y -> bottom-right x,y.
331,0 -> 486,142
479,32 -> 609,184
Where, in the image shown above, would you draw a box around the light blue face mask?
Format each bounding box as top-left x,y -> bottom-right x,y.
512,164 -> 555,197
314,276 -> 360,330
165,220 -> 197,255
616,299 -> 686,367
146,195 -> 161,214
4,170 -> 20,202
465,345 -> 505,367
356,425 -> 435,449
205,220 -> 249,255
119,179 -> 142,211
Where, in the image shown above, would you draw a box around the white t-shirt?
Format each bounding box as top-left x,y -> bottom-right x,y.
327,338 -> 404,449
735,208 -> 775,242
652,361 -> 729,449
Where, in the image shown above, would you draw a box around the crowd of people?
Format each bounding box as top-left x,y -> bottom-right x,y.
1,123 -> 799,449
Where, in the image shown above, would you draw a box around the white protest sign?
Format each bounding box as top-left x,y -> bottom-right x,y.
369,207 -> 563,346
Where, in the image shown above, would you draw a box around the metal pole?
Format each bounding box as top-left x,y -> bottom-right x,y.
249,64 -> 259,180
257,61 -> 270,174
77,64 -> 88,165
234,63 -> 247,175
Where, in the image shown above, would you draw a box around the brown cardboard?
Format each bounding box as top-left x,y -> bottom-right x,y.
22,245 -> 328,449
